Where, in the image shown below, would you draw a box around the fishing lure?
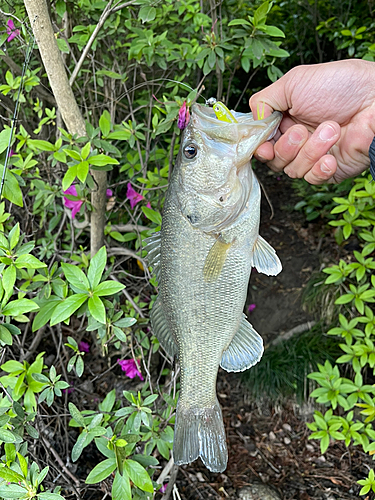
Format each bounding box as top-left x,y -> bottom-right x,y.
213,101 -> 238,123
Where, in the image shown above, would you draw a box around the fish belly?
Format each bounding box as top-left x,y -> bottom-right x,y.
160,195 -> 252,472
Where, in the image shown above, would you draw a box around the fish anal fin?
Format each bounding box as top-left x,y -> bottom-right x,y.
251,235 -> 282,276
150,298 -> 178,358
220,314 -> 263,372
173,399 -> 228,473
203,237 -> 233,283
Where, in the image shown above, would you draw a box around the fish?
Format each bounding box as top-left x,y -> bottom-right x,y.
145,103 -> 282,473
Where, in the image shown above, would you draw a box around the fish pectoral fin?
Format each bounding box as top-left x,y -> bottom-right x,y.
203,237 -> 233,282
220,314 -> 264,372
251,235 -> 282,276
150,297 -> 178,359
144,231 -> 161,280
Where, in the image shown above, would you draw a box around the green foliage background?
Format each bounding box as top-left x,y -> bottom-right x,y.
0,0 -> 374,498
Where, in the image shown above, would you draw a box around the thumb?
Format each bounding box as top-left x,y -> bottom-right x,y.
249,74 -> 291,120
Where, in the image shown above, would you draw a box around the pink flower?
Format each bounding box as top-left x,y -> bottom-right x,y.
106,189 -> 113,197
126,183 -> 144,209
177,101 -> 190,130
78,341 -> 90,353
146,201 -> 151,209
63,185 -> 83,219
159,483 -> 168,493
247,303 -> 256,313
117,358 -> 144,381
7,19 -> 20,42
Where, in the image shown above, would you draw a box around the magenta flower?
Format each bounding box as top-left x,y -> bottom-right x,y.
146,201 -> 151,209
117,358 -> 144,381
247,304 -> 256,313
177,101 -> 190,130
63,185 -> 83,219
126,183 -> 144,209
106,189 -> 113,197
78,341 -> 90,353
159,483 -> 168,493
7,19 -> 20,42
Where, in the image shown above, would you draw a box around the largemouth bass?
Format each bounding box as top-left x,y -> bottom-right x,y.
145,104 -> 282,473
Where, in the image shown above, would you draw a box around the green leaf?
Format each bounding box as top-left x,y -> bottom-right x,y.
99,113 -> 111,137
32,296 -> 62,332
38,493 -> 65,500
50,293 -> 88,325
94,280 -> 125,296
89,154 -> 119,166
2,265 -> 16,300
0,128 -> 11,154
15,254 -> 47,269
0,166 -> 23,207
0,467 -> 24,483
68,402 -> 86,426
81,142 -> 91,160
85,458 -> 117,484
0,325 -> 13,345
112,471 -> 131,500
88,246 -> 107,289
76,161 -> 89,183
139,6 -> 157,23
72,431 -> 90,462
28,140 -> 55,151
2,298 -> 39,316
123,459 -> 153,493
141,206 -> 162,225
0,483 -> 28,499
62,263 -> 90,292
88,295 -> 106,324
62,165 -> 77,191
0,428 -> 22,443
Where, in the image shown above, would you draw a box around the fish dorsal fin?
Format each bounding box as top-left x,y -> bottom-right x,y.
144,231 -> 161,280
150,297 -> 178,358
251,235 -> 282,276
203,237 -> 233,282
220,314 -> 263,372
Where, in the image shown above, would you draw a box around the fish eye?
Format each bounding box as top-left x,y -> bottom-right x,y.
183,143 -> 198,159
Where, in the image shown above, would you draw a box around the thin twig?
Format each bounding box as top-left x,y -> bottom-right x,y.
162,464 -> 179,500
69,0 -> 137,87
41,436 -> 81,487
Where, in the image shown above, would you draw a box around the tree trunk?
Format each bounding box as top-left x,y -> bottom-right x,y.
24,0 -> 107,256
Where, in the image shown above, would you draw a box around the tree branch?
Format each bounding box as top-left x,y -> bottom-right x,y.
23,0 -> 107,256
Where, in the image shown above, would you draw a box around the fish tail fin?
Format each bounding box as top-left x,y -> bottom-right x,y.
173,399 -> 228,473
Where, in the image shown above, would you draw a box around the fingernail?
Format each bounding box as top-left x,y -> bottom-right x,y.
321,162 -> 332,174
255,153 -> 266,162
288,129 -> 303,145
319,124 -> 337,141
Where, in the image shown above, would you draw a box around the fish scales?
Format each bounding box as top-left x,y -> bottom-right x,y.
145,103 -> 283,473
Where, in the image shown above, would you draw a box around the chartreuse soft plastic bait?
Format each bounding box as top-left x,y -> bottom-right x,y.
257,101 -> 265,120
213,102 -> 238,123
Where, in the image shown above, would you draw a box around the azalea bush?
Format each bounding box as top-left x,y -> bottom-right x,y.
1,0 -> 375,497
305,174 -> 375,496
0,0 -> 292,497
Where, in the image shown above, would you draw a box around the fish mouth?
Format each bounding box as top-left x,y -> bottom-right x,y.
191,103 -> 282,166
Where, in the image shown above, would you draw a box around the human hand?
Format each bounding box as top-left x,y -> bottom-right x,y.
249,59 -> 375,184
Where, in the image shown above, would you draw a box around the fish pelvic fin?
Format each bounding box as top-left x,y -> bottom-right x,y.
220,314 -> 263,372
251,235 -> 282,276
203,237 -> 233,283
150,297 -> 178,359
144,231 -> 161,280
173,399 -> 228,473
